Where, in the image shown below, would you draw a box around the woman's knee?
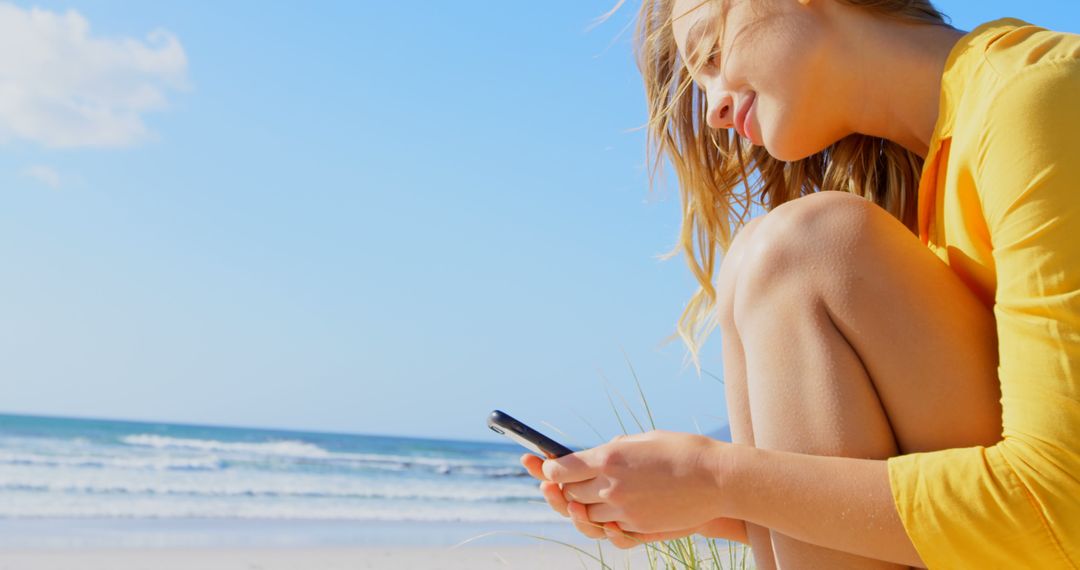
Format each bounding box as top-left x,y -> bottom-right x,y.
748,191 -> 873,267
731,192 -> 877,323
716,214 -> 769,327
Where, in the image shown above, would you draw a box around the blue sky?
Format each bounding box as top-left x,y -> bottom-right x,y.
1,1 -> 1077,443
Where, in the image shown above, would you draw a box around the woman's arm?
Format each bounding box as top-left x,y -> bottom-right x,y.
713,444 -> 924,568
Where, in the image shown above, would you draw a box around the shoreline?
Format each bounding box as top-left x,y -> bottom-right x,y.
0,518 -> 595,550
0,518 -> 750,569
0,545 -> 673,570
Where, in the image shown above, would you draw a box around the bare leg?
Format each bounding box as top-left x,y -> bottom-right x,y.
716,216 -> 779,570
724,191 -> 1000,569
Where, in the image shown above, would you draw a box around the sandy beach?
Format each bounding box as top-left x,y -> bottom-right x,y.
0,519 -> 752,570
0,545 -> 665,570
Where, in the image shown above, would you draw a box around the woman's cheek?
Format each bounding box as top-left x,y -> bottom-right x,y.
755,99 -> 791,160
758,101 -> 819,162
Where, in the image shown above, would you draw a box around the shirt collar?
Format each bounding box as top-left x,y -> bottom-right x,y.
931,17 -> 1032,143
917,17 -> 1031,245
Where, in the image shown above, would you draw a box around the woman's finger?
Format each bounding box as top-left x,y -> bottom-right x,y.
520,454 -> 547,480
605,524 -> 661,550
608,524 -> 700,550
540,480 -> 570,517
560,475 -> 609,505
603,522 -> 640,550
568,501 -> 607,540
582,501 -> 622,525
542,451 -> 602,484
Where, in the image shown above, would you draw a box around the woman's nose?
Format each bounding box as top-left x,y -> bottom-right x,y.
706,92 -> 735,131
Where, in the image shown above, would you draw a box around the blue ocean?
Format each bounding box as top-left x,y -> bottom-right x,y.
0,413 -> 558,525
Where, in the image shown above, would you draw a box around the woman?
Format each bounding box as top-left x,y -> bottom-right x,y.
521,0 -> 1080,568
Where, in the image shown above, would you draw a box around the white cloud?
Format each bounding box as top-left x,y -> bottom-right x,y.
23,164 -> 61,188
0,2 -> 189,148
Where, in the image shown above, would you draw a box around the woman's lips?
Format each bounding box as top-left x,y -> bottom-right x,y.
734,93 -> 756,141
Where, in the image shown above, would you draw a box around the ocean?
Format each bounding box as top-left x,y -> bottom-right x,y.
0,412 -> 575,547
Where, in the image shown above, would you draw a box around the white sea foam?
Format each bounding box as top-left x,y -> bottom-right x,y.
0,464 -> 537,503
0,451 -> 224,472
115,435 -> 520,477
121,435 -> 330,459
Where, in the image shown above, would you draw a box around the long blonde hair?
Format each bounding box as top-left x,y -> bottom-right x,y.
632,0 -> 952,373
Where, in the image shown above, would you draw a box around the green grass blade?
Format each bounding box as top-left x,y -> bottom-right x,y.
539,420 -> 589,452
706,538 -> 721,569
700,367 -> 725,385
452,530 -> 615,570
603,382 -> 629,436
571,409 -> 609,446
599,368 -> 645,433
621,346 -> 656,430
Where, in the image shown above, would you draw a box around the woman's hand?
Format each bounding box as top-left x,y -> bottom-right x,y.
598,517 -> 750,550
520,430 -> 748,549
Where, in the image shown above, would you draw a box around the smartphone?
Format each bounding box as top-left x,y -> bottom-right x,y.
487,409 -> 574,459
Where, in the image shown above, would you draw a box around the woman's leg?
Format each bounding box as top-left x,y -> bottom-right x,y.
720,190 -> 1002,569
716,215 -> 779,570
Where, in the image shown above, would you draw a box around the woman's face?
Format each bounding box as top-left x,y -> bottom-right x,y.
671,0 -> 847,161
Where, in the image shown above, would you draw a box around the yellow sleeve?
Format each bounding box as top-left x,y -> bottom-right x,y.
887,62 -> 1080,568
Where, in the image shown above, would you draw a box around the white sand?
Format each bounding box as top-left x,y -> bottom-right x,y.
0,545 -> 668,570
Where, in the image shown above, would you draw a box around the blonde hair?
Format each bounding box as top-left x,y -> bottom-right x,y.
631,0 -> 952,373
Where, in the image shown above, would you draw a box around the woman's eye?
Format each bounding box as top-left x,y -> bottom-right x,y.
705,50 -> 720,69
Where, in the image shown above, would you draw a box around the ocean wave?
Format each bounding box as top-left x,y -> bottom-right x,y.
116,435 -> 527,478
121,435 -> 330,459
0,449 -> 526,479
0,465 -> 537,503
0,451 -> 223,472
0,480 -> 536,503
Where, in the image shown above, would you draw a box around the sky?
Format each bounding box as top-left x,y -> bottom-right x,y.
1,1 -> 1077,444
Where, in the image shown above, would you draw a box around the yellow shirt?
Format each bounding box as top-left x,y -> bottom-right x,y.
885,17 -> 1080,569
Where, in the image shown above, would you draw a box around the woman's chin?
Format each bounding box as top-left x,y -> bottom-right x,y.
763,136 -> 822,163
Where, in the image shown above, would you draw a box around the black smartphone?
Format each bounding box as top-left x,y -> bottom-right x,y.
487,409 -> 574,459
